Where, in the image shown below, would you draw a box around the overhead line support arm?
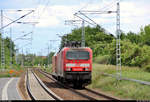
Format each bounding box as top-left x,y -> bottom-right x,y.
0,10 -> 34,30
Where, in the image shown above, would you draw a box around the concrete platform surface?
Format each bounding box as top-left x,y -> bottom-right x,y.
0,77 -> 22,100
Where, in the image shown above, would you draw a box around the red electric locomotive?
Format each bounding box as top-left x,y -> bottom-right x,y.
52,45 -> 92,88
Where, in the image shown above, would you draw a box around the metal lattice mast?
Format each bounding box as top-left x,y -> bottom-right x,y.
47,44 -> 49,68
48,40 -> 59,66
15,46 -> 19,65
10,27 -> 13,68
81,20 -> 85,47
1,10 -> 5,70
21,48 -> 24,67
116,2 -> 121,78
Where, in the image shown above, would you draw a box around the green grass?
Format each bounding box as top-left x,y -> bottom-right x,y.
42,64 -> 53,73
87,63 -> 150,100
0,65 -> 26,78
0,71 -> 12,77
36,70 -> 45,78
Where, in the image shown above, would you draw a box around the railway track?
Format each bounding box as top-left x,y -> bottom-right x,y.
37,69 -> 119,100
26,69 -> 62,100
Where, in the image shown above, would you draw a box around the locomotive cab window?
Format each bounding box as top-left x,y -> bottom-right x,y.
66,50 -> 90,60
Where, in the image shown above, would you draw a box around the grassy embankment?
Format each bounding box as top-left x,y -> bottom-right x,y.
87,63 -> 150,100
39,63 -> 150,99
0,65 -> 26,77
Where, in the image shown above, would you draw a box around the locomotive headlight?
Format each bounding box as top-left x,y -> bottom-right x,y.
85,68 -> 89,71
66,63 -> 76,67
80,63 -> 90,67
66,68 -> 72,71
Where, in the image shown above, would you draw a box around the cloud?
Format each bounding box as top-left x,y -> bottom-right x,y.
34,2 -> 107,28
35,9 -> 60,27
81,0 -> 150,33
120,1 -> 150,32
3,0 -> 149,55
5,0 -> 149,33
34,4 -> 88,28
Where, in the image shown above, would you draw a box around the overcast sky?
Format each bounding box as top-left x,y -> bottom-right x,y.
0,0 -> 150,56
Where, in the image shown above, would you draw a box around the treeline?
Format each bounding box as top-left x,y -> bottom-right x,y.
60,25 -> 150,72
0,33 -> 55,68
16,52 -> 55,67
0,34 -> 16,68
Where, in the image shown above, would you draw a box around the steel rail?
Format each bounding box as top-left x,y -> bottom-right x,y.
26,69 -> 36,100
26,69 -> 62,100
38,69 -> 119,100
37,69 -> 96,100
31,70 -> 62,100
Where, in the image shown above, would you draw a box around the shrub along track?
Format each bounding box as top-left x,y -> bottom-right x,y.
34,68 -> 120,100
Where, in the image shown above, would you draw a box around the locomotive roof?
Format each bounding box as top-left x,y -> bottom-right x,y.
62,47 -> 91,51
55,47 -> 92,55
53,47 -> 92,57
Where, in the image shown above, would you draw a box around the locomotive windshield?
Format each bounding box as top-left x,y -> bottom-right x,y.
66,50 -> 90,60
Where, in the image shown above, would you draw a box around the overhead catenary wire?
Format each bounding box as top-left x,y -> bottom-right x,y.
37,0 -> 50,21
67,1 -> 118,48
75,0 -> 120,35
73,0 -> 122,79
30,0 -> 51,56
78,11 -> 98,25
1,4 -> 41,65
0,10 -> 34,30
3,11 -> 35,52
13,32 -> 33,41
34,0 -> 42,17
77,0 -> 117,26
98,0 -> 118,11
74,13 -> 96,26
2,10 -> 35,69
78,0 -> 94,11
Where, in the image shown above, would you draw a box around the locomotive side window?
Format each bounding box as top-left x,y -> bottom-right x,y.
66,50 -> 90,60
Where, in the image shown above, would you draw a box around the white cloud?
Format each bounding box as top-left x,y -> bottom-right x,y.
34,5 -> 76,27
6,0 -> 149,32
37,16 -> 59,27
34,2 -> 107,28
119,1 -> 150,33
84,0 -> 150,33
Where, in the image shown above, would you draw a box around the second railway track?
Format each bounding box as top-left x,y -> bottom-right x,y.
36,69 -> 120,100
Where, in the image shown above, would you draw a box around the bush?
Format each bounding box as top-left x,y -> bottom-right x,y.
103,40 -> 150,70
144,65 -> 150,72
94,55 -> 110,64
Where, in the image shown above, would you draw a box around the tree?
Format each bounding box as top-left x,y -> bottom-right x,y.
58,24 -> 150,70
0,34 -> 16,68
125,32 -> 141,44
60,25 -> 115,57
140,24 -> 150,45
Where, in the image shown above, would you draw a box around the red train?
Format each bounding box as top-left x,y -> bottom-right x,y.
52,47 -> 92,88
